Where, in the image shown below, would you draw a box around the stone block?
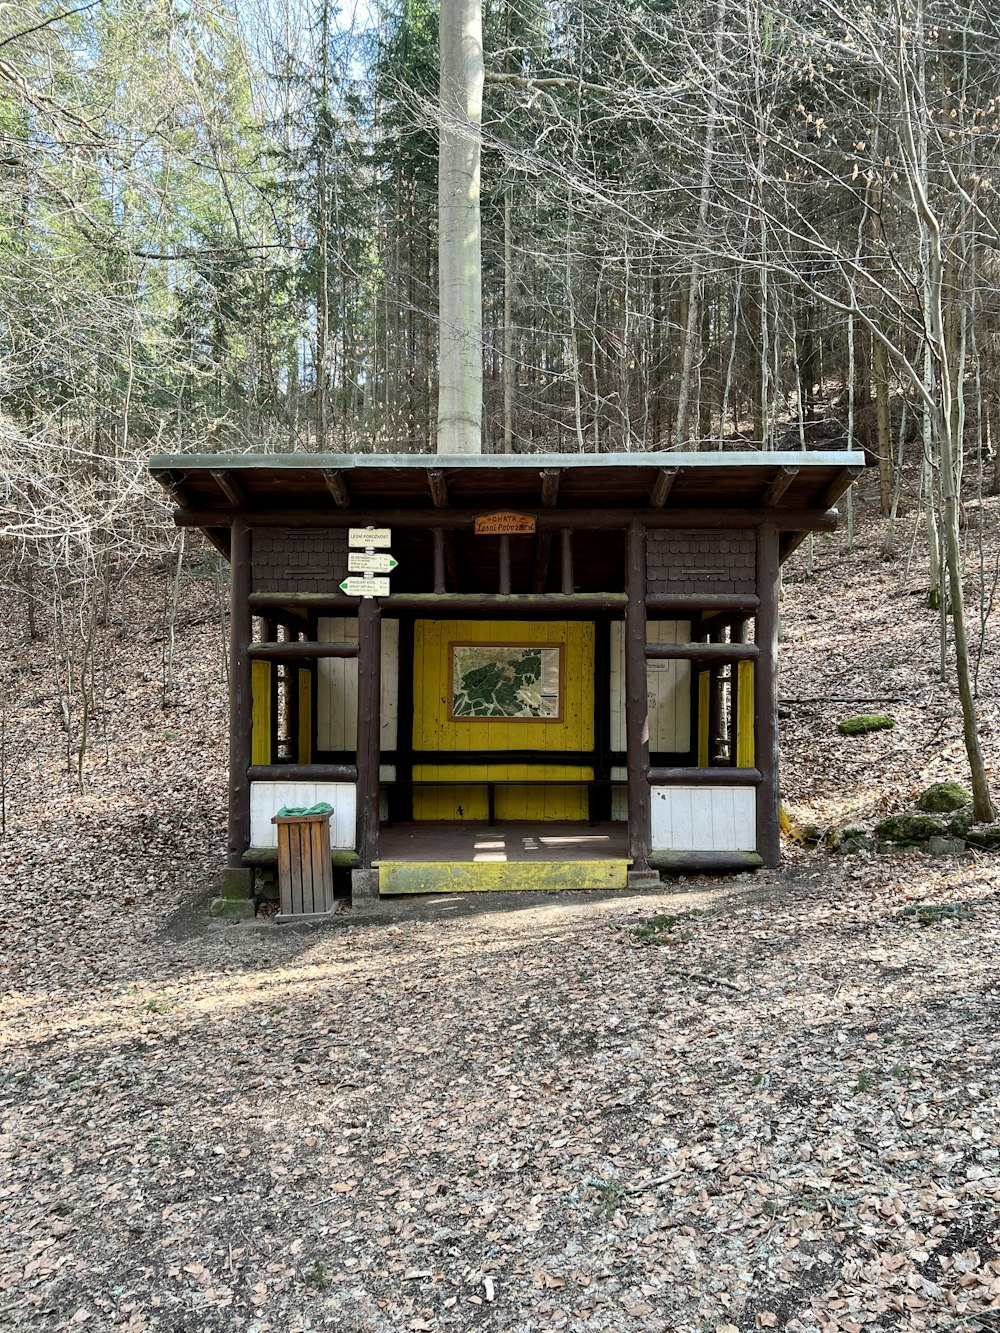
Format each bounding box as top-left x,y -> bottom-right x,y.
627,868 -> 663,889
927,836 -> 966,856
219,866 -> 254,900
351,868 -> 381,902
211,896 -> 256,920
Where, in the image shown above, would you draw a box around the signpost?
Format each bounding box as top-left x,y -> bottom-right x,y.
348,551 -> 398,574
340,576 -> 391,597
345,527 -> 395,598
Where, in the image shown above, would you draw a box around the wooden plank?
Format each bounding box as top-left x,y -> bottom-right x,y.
383,593 -> 628,612
736,660 -> 755,767
249,641 -> 359,660
645,593 -> 759,613
755,522 -> 780,867
540,468 -> 561,506
649,467 -> 678,508
648,849 -> 763,872
650,785 -> 757,852
648,767 -> 761,785
249,764 -> 358,781
227,520 -> 253,866
251,660 -> 272,765
174,506 -> 842,532
625,521 -> 651,870
356,598 -> 381,866
322,469 -> 352,507
316,617 -> 358,750
646,642 -> 759,661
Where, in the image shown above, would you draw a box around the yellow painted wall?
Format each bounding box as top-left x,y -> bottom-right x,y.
251,660 -> 272,765
736,661 -> 755,767
412,619 -> 594,820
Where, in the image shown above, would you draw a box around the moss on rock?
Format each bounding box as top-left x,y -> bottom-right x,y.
838,714 -> 895,736
964,822 -> 1000,851
916,781 -> 970,814
874,812 -> 948,845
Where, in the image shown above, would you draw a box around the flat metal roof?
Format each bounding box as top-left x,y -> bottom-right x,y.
150,450 -> 865,524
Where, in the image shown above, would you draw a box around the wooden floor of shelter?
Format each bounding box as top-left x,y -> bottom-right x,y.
376,821 -> 628,864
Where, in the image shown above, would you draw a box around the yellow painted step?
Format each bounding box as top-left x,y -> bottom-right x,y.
375,860 -> 630,895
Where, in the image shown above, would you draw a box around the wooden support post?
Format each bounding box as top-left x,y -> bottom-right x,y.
228,520 -> 252,867
499,534 -> 511,594
356,598 -> 382,867
625,521 -> 651,870
532,530 -> 552,593
433,528 -> 446,593
560,528 -> 574,594
755,523 -> 780,867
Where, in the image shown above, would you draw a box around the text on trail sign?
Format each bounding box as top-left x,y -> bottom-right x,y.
348,552 -> 398,574
340,576 -> 391,598
348,527 -> 391,547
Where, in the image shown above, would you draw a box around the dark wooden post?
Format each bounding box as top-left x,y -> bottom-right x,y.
755,523 -> 780,867
498,535 -> 511,593
356,597 -> 382,866
625,521 -> 651,870
228,519 -> 253,867
433,528 -> 446,593
560,528 -> 574,594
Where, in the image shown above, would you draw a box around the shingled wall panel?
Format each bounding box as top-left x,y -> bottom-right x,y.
647,530 -> 756,596
252,528 -> 349,593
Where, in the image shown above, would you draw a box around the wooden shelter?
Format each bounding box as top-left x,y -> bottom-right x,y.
150,450 -> 863,903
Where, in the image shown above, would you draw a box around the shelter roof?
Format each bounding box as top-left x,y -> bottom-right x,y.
149,450 -> 865,561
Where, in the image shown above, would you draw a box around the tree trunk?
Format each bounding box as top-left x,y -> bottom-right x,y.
437,0 -> 484,454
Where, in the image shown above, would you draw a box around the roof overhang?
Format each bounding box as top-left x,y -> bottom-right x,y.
149,450 -> 866,562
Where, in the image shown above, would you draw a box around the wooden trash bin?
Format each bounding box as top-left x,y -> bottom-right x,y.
271,805 -> 336,921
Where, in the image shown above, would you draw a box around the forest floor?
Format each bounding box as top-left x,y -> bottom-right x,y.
1,473 -> 999,1333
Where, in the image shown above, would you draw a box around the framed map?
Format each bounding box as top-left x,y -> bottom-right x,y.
450,643 -> 562,721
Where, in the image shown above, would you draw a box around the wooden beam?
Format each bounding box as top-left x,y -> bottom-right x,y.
433,528 -> 446,592
428,469 -> 449,508
560,528 -> 574,594
211,469 -> 245,507
649,467 -> 678,508
498,534 -> 511,594
250,592 -> 358,611
151,469 -> 192,507
648,767 -> 761,785
540,468 -> 561,506
760,466 -> 799,507
645,593 -> 759,613
248,641 -> 359,660
649,850 -> 763,872
645,642 -> 759,661
755,522 -> 780,868
532,530 -> 553,593
322,469 -> 352,507
173,506 -> 841,533
819,466 -> 863,509
228,520 -> 252,867
356,598 -> 381,868
249,764 -> 358,782
201,527 -> 231,559
380,592 -> 627,612
625,521 -> 651,871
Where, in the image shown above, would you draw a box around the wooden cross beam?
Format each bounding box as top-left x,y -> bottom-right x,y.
151,469 -> 192,507
540,468 -> 561,506
322,469 -> 352,507
211,470 -> 245,507
649,468 -> 678,508
761,466 -> 799,507
428,469 -> 449,508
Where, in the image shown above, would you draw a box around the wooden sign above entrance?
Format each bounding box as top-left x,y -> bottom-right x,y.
474,511 -> 536,536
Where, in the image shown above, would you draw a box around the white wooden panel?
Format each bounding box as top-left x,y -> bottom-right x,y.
317,617 -> 399,752
317,618 -> 357,751
250,781 -> 357,850
650,786 -> 756,851
610,621 -> 691,753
